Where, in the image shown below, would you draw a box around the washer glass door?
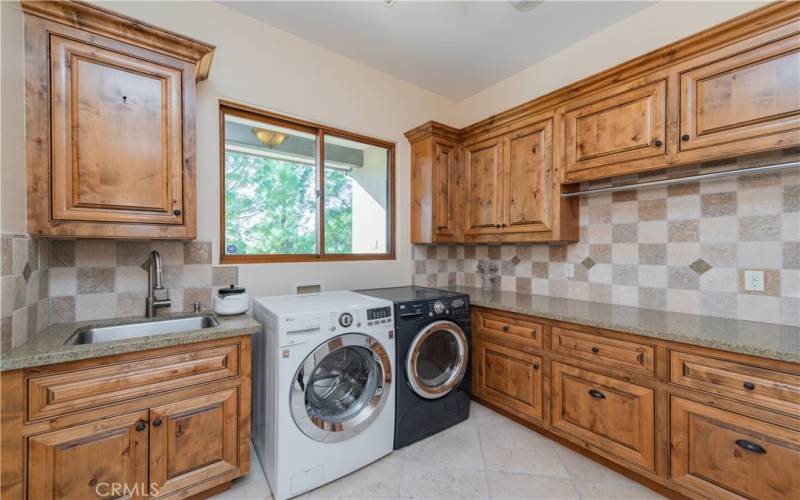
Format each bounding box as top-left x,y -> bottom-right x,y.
291,333 -> 392,442
406,320 -> 468,399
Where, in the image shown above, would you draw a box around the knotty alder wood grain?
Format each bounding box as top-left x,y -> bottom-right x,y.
470,305 -> 800,499
23,2 -> 212,239
0,336 -> 252,500
406,3 -> 800,243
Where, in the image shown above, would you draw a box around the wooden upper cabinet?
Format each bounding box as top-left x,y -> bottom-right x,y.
677,23 -> 800,161
50,35 -> 184,226
23,1 -> 214,239
433,140 -> 459,238
27,410 -> 150,500
564,79 -> 668,182
407,122 -> 462,244
503,119 -> 553,234
464,137 -> 504,235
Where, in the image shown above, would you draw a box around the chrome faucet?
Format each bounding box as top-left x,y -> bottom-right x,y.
144,250 -> 171,317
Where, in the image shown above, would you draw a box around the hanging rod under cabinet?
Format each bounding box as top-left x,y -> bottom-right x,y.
560,161 -> 800,198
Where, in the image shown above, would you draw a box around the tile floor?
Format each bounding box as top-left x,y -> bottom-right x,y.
217,402 -> 665,500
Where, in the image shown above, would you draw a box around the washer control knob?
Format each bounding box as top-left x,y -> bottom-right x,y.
339,312 -> 353,328
433,301 -> 446,314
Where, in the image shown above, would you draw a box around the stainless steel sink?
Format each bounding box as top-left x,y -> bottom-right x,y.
64,315 -> 220,345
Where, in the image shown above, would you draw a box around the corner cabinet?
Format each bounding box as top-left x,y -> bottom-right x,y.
22,1 -> 215,239
407,122 -> 463,244
1,336 -> 253,500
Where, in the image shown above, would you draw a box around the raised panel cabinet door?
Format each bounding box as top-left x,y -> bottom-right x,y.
433,140 -> 458,238
565,79 -> 667,177
670,397 -> 800,500
550,362 -> 655,471
679,24 -> 800,156
464,137 -> 503,235
27,410 -> 150,500
149,388 -> 240,497
476,338 -> 543,423
50,35 -> 184,225
503,119 -> 553,234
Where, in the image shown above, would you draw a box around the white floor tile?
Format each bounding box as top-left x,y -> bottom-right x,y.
486,471 -> 580,500
399,462 -> 489,500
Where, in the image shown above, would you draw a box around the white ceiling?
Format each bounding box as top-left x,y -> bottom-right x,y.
221,1 -> 655,101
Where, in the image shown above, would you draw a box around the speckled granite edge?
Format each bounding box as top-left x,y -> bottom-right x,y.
0,313 -> 261,371
447,286 -> 800,364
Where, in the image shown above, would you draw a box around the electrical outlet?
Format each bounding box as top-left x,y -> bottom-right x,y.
565,263 -> 575,279
744,270 -> 765,291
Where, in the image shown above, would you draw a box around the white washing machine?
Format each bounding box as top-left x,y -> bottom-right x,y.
252,291 -> 396,500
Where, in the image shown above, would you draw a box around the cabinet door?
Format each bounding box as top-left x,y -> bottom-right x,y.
150,389 -> 240,497
27,411 -> 150,500
433,140 -> 459,238
551,362 -> 655,471
50,35 -> 184,225
474,338 -> 543,423
679,25 -> 800,156
670,397 -> 800,499
503,119 -> 553,234
464,137 -> 503,235
565,79 -> 667,178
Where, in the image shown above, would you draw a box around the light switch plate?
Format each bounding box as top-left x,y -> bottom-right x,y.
565,263 -> 575,279
744,270 -> 765,291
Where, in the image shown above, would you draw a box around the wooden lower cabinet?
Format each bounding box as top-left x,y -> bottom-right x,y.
2,336 -> 252,500
150,389 -> 241,497
670,396 -> 800,499
27,411 -> 151,500
473,337 -> 543,423
550,362 -> 655,471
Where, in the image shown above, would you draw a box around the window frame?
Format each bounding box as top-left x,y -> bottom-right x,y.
219,100 -> 396,264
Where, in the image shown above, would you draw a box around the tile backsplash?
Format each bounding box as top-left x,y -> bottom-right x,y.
413,151 -> 800,326
1,234 -> 49,351
48,240 -> 238,325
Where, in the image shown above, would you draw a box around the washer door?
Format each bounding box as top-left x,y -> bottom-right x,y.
291,333 -> 392,442
406,320 -> 468,399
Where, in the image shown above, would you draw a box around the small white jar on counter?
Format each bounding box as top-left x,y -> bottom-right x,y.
213,285 -> 250,315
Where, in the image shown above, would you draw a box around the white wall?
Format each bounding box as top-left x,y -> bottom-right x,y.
1,0 -> 26,235
454,1 -> 766,127
92,0 -> 457,297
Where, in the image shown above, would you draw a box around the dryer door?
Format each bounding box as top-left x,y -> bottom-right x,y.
291,333 -> 392,442
406,320 -> 468,399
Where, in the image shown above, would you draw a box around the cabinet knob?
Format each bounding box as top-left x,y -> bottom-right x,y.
173,209 -> 182,216
588,389 -> 606,400
495,224 -> 501,228
533,363 -> 540,370
735,439 -> 766,454
501,325 -> 510,332
135,420 -> 147,432
501,224 -> 507,228
152,418 -> 162,427
681,134 -> 690,141
743,381 -> 756,391
653,139 -> 662,147
591,346 -> 600,354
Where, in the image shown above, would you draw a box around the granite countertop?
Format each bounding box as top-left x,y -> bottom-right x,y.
0,312 -> 261,371
448,286 -> 800,364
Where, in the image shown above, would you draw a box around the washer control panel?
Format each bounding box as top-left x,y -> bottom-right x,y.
366,306 -> 393,327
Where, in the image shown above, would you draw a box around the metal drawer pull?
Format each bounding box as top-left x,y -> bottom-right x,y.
152,418 -> 162,427
588,389 -> 606,400
743,381 -> 756,391
135,420 -> 147,432
591,346 -> 600,353
735,439 -> 766,454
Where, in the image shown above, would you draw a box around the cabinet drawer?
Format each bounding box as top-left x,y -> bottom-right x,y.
670,396 -> 800,499
551,326 -> 654,377
27,344 -> 239,421
551,362 -> 655,471
670,351 -> 800,415
476,310 -> 544,349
